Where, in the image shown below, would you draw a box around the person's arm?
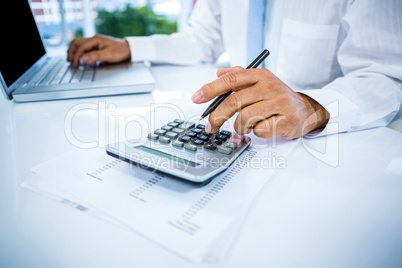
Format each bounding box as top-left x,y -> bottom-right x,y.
67,0 -> 225,67
300,0 -> 402,137
192,66 -> 329,139
193,0 -> 402,139
67,34 -> 131,68
126,0 -> 225,65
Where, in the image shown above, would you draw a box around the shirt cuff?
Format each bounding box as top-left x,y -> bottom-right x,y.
125,37 -> 157,62
298,89 -> 358,138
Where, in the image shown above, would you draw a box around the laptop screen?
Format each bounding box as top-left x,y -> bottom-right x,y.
0,0 -> 46,89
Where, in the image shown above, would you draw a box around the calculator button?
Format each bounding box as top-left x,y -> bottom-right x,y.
161,125 -> 173,131
174,119 -> 184,124
232,133 -> 245,140
204,142 -> 217,151
159,136 -> 171,144
168,122 -> 179,127
191,138 -> 204,145
172,140 -> 184,148
185,131 -> 197,138
225,142 -> 237,150
218,147 -> 233,155
196,134 -> 209,141
179,122 -> 195,130
165,131 -> 179,139
229,134 -> 245,145
196,124 -> 206,129
154,129 -> 167,136
191,128 -> 203,134
202,131 -> 212,137
220,130 -> 232,137
178,135 -> 191,143
184,143 -> 197,152
172,128 -> 185,134
147,133 -> 159,141
212,139 -> 223,145
215,134 -> 228,141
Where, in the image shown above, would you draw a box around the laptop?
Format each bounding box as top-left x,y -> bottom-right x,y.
0,0 -> 155,102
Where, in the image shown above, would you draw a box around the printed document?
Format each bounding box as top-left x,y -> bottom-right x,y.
27,135 -> 298,262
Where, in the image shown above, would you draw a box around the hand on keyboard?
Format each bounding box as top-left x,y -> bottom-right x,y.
67,34 -> 131,68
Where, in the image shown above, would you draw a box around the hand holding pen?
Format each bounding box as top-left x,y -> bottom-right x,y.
199,49 -> 270,121
192,49 -> 330,139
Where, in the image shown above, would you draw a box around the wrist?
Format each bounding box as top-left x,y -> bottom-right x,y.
299,93 -> 330,134
123,40 -> 132,61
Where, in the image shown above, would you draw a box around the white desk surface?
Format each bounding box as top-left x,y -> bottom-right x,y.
1,64 -> 402,268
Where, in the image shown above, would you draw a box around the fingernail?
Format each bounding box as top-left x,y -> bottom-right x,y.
246,128 -> 252,134
82,54 -> 90,63
205,122 -> 213,133
192,89 -> 203,103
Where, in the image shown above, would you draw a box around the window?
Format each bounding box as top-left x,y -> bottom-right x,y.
29,0 -> 192,48
29,0 -> 97,46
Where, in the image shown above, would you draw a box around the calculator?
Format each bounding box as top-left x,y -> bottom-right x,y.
106,119 -> 251,183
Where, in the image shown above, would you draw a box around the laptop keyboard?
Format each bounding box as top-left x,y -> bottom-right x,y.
32,57 -> 96,86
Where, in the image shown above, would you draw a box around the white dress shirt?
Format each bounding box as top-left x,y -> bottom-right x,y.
126,0 -> 402,137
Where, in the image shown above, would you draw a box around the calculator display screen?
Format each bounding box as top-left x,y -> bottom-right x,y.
136,146 -> 200,167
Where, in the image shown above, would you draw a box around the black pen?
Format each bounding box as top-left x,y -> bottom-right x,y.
199,49 -> 270,121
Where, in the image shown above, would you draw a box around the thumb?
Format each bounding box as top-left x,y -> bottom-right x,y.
216,66 -> 244,77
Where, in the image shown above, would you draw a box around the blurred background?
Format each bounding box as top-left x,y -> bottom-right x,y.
29,0 -> 195,49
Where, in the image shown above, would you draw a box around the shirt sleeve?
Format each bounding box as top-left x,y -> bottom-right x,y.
126,0 -> 225,65
301,0 -> 402,138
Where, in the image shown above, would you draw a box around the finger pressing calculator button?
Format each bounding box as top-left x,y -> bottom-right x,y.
184,143 -> 197,152
154,129 -> 167,136
218,147 -> 233,155
159,136 -> 171,144
172,140 -> 184,148
191,138 -> 204,145
165,131 -> 179,139
147,133 -> 159,141
172,128 -> 184,134
174,119 -> 184,124
179,135 -> 191,143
